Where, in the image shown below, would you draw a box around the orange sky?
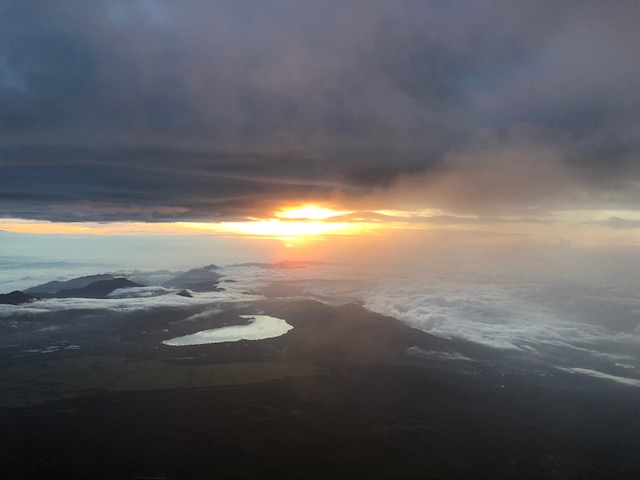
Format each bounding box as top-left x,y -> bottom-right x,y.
2,204 -> 639,253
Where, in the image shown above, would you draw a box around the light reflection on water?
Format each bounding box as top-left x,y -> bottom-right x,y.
162,315 -> 293,346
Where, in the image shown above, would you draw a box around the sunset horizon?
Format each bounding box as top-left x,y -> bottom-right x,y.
2,2 -> 640,478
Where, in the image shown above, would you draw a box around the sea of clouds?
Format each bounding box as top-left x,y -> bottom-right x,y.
2,262 -> 639,385
218,263 -> 640,383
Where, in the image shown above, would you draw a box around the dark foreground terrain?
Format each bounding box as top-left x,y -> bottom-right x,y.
1,299 -> 639,479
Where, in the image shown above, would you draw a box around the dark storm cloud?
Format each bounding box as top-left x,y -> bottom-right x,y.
0,144 -> 361,220
1,0 -> 640,221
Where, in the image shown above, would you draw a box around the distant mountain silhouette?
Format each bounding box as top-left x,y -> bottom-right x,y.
56,278 -> 141,298
25,274 -> 116,294
0,291 -> 35,305
163,264 -> 220,290
120,270 -> 176,286
228,262 -> 270,268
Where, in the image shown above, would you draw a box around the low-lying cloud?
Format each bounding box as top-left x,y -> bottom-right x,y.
360,271 -> 640,377
2,261 -> 640,384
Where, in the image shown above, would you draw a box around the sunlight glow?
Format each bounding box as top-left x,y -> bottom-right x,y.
6,204 -> 637,247
0,219 -> 187,236
181,219 -> 362,238
179,204 -> 374,241
275,204 -> 353,220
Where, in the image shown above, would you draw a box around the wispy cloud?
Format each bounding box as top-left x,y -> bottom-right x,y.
584,217 -> 640,229
558,367 -> 640,388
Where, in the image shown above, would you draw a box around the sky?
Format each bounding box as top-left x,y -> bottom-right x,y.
1,0 -> 640,267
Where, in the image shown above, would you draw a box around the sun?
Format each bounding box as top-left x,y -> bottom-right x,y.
177,204 -> 376,242
274,205 -> 352,220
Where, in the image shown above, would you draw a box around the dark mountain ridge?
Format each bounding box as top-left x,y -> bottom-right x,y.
24,274 -> 116,294
55,278 -> 142,298
0,290 -> 35,305
162,264 -> 220,290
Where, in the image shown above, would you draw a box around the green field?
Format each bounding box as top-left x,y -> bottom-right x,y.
0,356 -> 317,408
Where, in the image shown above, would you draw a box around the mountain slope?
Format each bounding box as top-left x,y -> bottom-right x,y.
162,264 -> 220,290
56,278 -> 142,298
25,274 -> 116,294
0,291 -> 35,305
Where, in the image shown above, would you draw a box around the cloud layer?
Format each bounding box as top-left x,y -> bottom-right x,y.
359,270 -> 640,383
1,1 -> 640,221
2,261 -> 640,386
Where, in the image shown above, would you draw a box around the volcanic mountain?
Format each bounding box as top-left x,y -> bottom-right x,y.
0,290 -> 35,305
54,278 -> 141,298
24,274 -> 116,295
